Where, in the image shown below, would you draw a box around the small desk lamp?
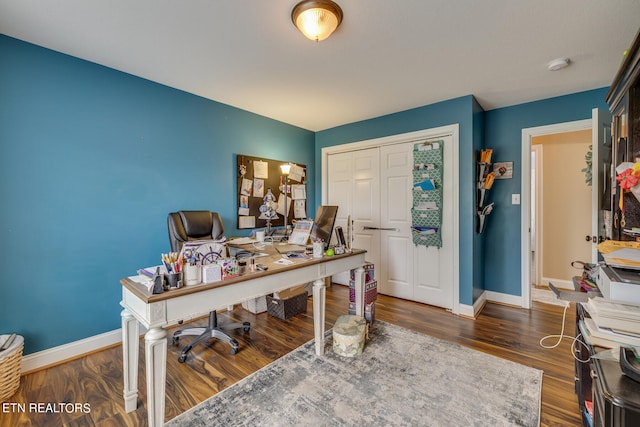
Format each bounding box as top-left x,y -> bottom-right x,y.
280,163 -> 291,238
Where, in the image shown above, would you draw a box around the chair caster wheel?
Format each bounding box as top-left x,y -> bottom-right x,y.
178,354 -> 187,363
230,338 -> 239,355
243,322 -> 250,332
172,336 -> 179,345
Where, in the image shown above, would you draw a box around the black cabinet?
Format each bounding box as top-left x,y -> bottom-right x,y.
592,355 -> 640,427
606,29 -> 640,240
575,302 -> 640,426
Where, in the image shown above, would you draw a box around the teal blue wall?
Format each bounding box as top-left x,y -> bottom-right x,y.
482,88 -> 610,295
314,96 -> 479,306
0,36 -> 315,355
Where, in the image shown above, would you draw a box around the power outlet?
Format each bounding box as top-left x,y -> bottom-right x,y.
512,194 -> 521,205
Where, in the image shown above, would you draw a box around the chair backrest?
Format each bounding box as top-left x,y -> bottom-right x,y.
167,211 -> 224,252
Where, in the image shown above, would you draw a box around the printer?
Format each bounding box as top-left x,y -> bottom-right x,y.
600,265 -> 640,304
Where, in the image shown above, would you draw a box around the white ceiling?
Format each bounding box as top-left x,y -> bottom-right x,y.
1,0 -> 639,131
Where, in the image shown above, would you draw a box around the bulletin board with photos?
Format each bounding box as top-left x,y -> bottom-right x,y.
236,154 -> 307,229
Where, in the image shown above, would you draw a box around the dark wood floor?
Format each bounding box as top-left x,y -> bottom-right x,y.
5,285 -> 581,426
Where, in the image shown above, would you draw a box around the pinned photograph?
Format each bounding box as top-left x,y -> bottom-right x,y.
254,178 -> 265,198
291,184 -> 306,200
240,178 -> 253,195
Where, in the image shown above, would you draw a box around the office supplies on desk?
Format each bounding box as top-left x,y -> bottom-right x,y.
182,263 -> 201,286
313,240 -> 324,258
165,272 -> 182,289
285,251 -> 308,259
335,226 -> 346,247
138,268 -> 156,278
152,267 -> 164,294
202,263 -> 222,283
288,219 -> 313,245
275,244 -> 306,254
228,237 -> 255,245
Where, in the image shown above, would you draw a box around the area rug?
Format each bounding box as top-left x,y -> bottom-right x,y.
166,321 -> 542,427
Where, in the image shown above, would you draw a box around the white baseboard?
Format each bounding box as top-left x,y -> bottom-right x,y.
458,292 -> 487,318
542,277 -> 573,290
485,290 -> 524,307
460,289 -> 528,318
21,329 -> 124,374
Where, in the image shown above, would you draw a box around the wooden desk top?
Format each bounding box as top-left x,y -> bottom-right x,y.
121,247 -> 365,304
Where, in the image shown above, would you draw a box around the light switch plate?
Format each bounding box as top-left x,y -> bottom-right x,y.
512,194 -> 521,205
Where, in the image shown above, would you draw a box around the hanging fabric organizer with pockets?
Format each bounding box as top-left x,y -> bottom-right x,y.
411,140 -> 444,248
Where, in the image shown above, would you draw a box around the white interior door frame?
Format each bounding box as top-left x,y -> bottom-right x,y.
531,143 -> 544,289
321,124 -> 460,314
521,119 -> 591,309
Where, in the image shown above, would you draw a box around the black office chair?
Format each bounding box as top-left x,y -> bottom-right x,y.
167,210 -> 250,363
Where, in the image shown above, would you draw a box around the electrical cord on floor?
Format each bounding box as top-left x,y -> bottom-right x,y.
539,300 -> 591,363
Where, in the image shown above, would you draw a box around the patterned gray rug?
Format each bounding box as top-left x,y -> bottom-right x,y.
166,321 -> 542,427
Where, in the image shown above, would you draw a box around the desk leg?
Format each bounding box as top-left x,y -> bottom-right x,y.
313,278 -> 326,355
354,266 -> 365,317
144,326 -> 167,427
121,309 -> 139,413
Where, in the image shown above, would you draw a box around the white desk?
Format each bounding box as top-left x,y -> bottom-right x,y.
120,248 -> 366,427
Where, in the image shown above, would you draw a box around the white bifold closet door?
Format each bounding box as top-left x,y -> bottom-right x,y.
327,137 -> 454,310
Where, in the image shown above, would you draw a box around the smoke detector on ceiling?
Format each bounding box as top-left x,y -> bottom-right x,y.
547,58 -> 570,71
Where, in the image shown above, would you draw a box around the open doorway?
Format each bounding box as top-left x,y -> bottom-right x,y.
521,119 -> 592,308
530,129 -> 592,305
522,110 -> 611,309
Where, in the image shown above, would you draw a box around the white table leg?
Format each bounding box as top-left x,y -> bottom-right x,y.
121,309 -> 139,413
354,266 -> 365,317
144,326 -> 167,427
313,278 -> 326,355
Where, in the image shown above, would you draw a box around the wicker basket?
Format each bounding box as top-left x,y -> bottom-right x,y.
0,335 -> 23,403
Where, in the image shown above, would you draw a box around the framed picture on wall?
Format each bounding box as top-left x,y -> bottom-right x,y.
493,162 -> 513,179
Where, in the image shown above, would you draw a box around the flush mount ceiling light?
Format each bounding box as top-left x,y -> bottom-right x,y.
291,0 -> 343,42
547,57 -> 570,71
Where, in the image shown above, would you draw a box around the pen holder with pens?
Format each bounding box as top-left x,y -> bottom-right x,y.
151,266 -> 183,294
165,271 -> 182,289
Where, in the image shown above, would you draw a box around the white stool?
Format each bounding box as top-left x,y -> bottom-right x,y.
332,315 -> 366,357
